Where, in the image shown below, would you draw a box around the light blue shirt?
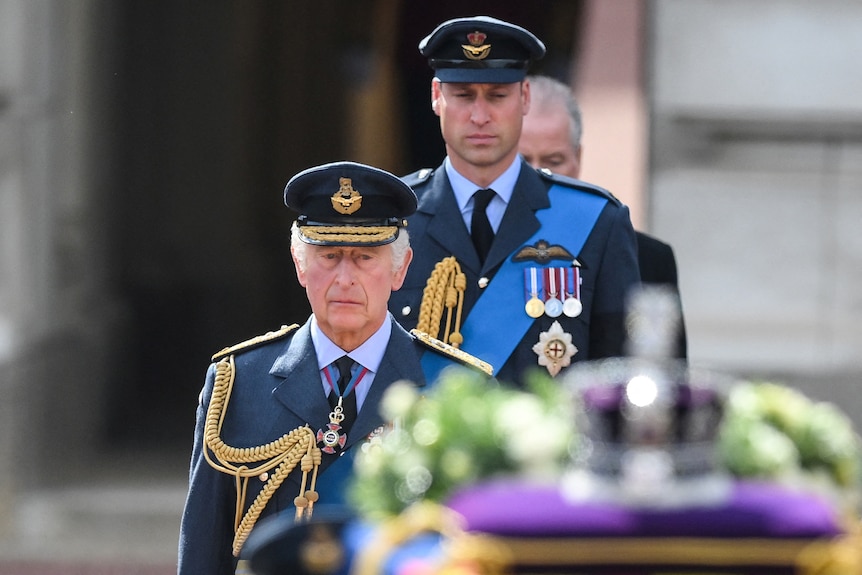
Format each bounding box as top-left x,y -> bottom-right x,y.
444,156 -> 522,234
310,313 -> 392,411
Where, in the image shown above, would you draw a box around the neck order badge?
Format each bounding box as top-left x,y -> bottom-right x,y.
317,357 -> 363,454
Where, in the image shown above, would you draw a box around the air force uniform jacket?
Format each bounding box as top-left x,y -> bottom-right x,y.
177,317 -> 482,575
389,160 -> 641,386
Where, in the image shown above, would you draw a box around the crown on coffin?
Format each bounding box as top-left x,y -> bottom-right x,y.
562,358 -> 734,507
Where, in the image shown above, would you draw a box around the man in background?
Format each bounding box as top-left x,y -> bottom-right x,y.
519,74 -> 687,359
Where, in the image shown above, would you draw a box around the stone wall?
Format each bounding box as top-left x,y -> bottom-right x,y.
650,0 -> 862,425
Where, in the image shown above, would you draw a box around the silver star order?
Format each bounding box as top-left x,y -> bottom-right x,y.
532,320 -> 577,377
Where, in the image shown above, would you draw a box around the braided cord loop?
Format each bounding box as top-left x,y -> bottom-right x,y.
202,355 -> 321,557
416,256 -> 466,348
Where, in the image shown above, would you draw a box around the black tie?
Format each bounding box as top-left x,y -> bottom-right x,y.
329,356 -> 357,432
471,188 -> 496,263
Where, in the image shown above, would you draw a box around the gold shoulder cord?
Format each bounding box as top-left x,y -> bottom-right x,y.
203,354 -> 322,557
416,256 -> 466,348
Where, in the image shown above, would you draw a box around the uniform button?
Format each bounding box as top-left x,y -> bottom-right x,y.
401,305 -> 411,316
478,277 -> 489,289
259,472 -> 269,482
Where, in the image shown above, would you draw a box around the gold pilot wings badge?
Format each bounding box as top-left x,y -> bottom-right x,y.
512,239 -> 576,265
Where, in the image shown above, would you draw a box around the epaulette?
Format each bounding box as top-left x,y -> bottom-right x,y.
536,167 -> 621,205
410,329 -> 493,376
400,167 -> 435,188
211,324 -> 300,362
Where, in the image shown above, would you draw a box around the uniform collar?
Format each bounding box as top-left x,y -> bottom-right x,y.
310,313 -> 392,373
445,155 -> 521,212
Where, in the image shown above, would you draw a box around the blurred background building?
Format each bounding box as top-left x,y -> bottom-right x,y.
1,0 -> 860,569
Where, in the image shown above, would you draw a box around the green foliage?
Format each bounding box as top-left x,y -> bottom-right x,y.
350,370 -> 862,521
348,367 -> 575,520
718,381 -> 862,494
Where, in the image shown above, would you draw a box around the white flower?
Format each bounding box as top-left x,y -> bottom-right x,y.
412,418 -> 441,446
440,448 -> 474,482
381,380 -> 420,420
504,415 -> 571,474
494,394 -> 545,436
493,393 -> 572,476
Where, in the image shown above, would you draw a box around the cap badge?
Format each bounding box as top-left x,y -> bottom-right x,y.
331,177 -> 363,215
299,524 -> 345,573
462,30 -> 491,61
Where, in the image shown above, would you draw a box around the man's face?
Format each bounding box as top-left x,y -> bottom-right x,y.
432,80 -> 530,174
519,104 -> 581,179
293,244 -> 412,350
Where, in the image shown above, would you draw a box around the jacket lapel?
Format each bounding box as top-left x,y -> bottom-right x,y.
483,163 -> 549,274
420,162 -> 552,275
269,322 -> 330,426
269,319 -> 426,451
419,169 -> 483,273
346,319 -> 427,447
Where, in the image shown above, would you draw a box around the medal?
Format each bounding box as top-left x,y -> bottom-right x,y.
317,399 -> 348,454
361,425 -> 387,454
544,268 -> 563,318
316,362 -> 367,455
562,266 -> 583,318
563,298 -> 582,318
525,298 -> 544,318
531,320 -> 578,377
545,298 -> 563,318
524,268 -> 545,318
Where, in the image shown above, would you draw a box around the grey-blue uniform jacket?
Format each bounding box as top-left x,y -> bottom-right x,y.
389,160 -> 640,386
177,316 -> 480,575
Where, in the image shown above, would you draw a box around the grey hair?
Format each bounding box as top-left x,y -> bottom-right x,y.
290,222 -> 411,274
527,75 -> 583,148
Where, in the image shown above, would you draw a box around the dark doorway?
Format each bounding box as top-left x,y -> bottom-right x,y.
99,1 -> 582,456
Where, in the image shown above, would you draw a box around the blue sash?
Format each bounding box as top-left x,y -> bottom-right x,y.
422,185 -> 607,381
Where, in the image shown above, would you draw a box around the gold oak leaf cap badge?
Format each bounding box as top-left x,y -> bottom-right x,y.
284,161 -> 417,247
418,15 -> 546,83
